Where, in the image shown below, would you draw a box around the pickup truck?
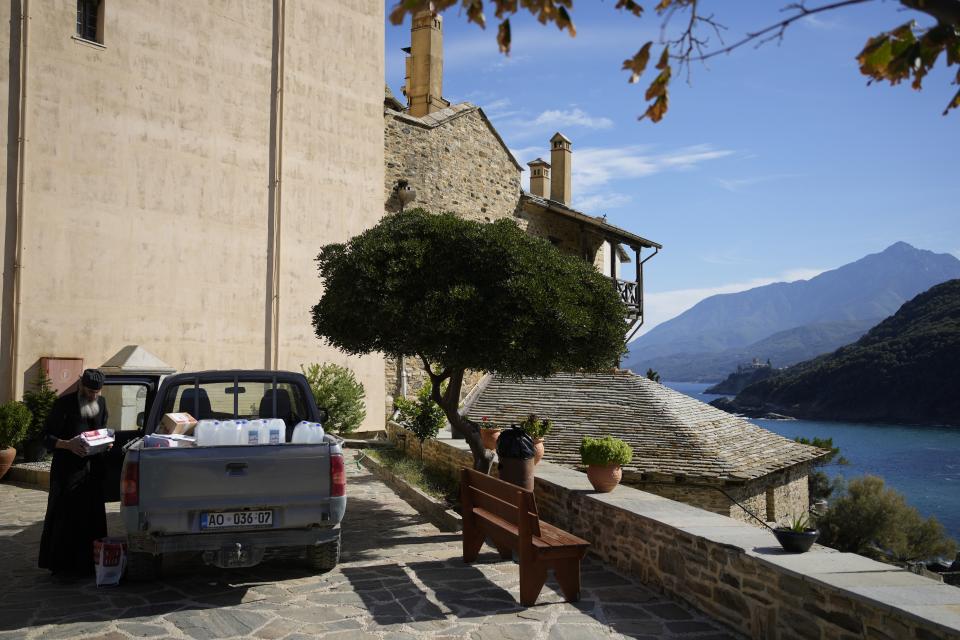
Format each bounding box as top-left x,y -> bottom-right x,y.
114,370 -> 346,579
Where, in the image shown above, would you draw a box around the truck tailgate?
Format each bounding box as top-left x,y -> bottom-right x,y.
137,444 -> 337,534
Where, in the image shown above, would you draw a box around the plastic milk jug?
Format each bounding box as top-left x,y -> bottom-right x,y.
195,420 -> 221,447
258,418 -> 285,445
291,421 -> 325,444
244,420 -> 266,445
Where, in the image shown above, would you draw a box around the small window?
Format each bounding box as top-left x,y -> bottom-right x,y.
76,0 -> 103,44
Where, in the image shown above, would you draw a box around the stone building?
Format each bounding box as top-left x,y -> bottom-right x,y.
383,12 -> 660,415
1,1 -> 385,429
464,370 -> 827,525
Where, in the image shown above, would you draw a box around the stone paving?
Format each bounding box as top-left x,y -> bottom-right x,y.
0,452 -> 740,639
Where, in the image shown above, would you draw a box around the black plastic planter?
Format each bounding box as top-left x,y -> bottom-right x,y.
774,529 -> 819,553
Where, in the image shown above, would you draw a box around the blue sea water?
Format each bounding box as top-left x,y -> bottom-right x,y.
665,381 -> 960,542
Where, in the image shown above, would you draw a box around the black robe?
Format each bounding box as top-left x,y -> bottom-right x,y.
37,392 -> 109,575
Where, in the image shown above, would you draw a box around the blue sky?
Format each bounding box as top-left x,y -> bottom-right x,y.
385,2 -> 959,334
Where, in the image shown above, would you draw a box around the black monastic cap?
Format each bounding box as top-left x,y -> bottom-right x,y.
81,368 -> 104,390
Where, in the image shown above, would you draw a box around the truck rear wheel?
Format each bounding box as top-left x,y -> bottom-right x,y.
126,552 -> 161,581
306,536 -> 340,573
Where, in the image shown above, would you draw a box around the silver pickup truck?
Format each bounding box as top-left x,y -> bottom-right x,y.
117,370 -> 346,579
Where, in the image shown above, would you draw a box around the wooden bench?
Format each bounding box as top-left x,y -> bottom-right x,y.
460,467 -> 590,606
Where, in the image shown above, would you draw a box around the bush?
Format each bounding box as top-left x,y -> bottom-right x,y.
519,413 -> 553,440
395,382 -> 446,460
0,401 -> 33,449
818,475 -> 956,562
301,363 -> 366,435
580,435 -> 633,466
22,370 -> 57,445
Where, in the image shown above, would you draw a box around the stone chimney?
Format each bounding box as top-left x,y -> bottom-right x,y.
527,158 -> 551,198
404,11 -> 450,117
550,132 -> 572,205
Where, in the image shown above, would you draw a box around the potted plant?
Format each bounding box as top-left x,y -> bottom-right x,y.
774,513 -> 819,553
21,370 -> 58,462
479,416 -> 501,450
580,435 -> 633,492
519,413 -> 553,465
0,401 -> 32,480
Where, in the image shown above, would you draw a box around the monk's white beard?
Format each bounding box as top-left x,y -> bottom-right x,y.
79,397 -> 101,419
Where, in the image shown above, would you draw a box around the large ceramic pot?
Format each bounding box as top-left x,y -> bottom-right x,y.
587,464 -> 622,493
0,447 -> 16,481
532,438 -> 545,465
774,528 -> 819,553
480,428 -> 501,450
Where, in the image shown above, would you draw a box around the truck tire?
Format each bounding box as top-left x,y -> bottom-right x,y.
126,552 -> 161,582
306,536 -> 340,573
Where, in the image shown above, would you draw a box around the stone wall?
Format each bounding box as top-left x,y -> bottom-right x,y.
384,107 -> 520,223
396,432 -> 960,640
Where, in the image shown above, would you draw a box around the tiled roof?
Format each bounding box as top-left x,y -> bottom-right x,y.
465,370 -> 825,482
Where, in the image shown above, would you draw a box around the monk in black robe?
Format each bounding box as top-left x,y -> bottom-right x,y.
38,369 -> 110,577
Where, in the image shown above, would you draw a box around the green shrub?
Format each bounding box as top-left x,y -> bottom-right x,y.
0,401 -> 33,449
580,435 -> 633,466
519,413 -> 553,440
301,363 -> 366,435
818,475 -> 956,563
395,381 -> 446,460
22,370 -> 56,445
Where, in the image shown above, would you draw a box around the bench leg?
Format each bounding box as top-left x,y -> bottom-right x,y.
553,557 -> 582,602
519,560 -> 548,606
495,544 -> 513,560
462,524 -> 484,563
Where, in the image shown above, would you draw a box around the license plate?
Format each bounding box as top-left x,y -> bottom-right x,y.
201,510 -> 273,529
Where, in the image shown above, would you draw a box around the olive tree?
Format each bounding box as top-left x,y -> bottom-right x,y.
311,209 -> 626,472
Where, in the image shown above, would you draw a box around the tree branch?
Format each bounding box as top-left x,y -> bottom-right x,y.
680,0 -> 875,63
899,0 -> 960,26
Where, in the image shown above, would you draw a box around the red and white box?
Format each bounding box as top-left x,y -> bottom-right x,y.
80,429 -> 115,456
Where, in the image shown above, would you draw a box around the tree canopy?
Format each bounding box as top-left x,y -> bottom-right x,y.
311,209 -> 626,470
389,0 -> 960,121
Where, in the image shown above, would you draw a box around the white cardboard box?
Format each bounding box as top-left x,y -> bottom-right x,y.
80,429 -> 115,456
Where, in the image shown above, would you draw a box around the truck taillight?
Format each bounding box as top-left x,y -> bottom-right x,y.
121,461 -> 139,506
330,455 -> 346,497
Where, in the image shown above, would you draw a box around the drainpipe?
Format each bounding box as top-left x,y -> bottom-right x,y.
266,0 -> 286,370
9,0 -> 31,400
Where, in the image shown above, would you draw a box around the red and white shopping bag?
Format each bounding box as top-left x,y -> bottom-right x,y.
93,537 -> 127,587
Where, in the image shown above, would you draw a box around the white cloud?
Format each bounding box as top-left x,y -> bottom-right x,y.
574,192 -> 632,211
801,14 -> 839,30
532,108 -> 613,130
714,173 -> 802,192
631,267 -> 826,340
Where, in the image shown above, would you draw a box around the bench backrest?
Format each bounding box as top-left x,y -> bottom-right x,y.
462,467 -> 541,537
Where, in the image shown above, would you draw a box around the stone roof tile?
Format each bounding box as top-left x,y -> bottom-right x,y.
465,371 -> 826,481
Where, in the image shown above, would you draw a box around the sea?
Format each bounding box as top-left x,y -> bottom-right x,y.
665,381 -> 960,543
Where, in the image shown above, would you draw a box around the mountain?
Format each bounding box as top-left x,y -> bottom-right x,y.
627,242 -> 960,379
728,279 -> 960,426
635,319 -> 875,382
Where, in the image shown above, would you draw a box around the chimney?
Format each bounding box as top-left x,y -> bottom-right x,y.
527,158 -> 551,198
550,132 -> 572,205
404,11 -> 450,117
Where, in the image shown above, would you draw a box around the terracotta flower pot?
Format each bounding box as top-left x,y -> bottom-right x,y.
0,447 -> 16,481
532,438 -> 545,465
587,464 -> 622,492
480,428 -> 501,450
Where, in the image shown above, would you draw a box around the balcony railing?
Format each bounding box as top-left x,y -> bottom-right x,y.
615,278 -> 640,311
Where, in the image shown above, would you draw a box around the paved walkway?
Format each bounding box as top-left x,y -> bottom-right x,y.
0,452 -> 738,639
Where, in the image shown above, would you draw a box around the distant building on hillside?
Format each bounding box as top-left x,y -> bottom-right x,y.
382,11 -> 661,416
465,370 -> 827,526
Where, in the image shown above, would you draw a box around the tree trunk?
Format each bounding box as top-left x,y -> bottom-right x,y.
424,360 -> 495,474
